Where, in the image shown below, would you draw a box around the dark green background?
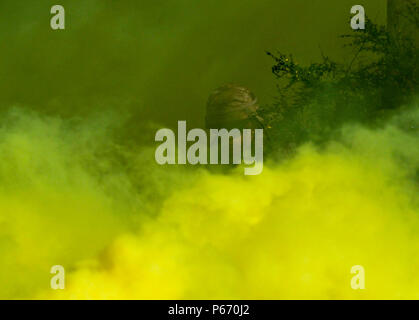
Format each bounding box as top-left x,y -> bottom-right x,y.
0,1 -> 386,129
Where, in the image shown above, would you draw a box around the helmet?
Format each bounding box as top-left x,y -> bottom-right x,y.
205,84 -> 264,129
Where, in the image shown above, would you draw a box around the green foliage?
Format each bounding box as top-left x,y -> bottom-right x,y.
263,6 -> 418,154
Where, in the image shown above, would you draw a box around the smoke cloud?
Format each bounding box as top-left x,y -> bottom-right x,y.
0,103 -> 417,299
0,0 -> 416,300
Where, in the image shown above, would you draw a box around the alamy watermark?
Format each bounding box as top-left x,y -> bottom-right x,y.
351,265 -> 366,290
50,265 -> 65,290
155,121 -> 263,175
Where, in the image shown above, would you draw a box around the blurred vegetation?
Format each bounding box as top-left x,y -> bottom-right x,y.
262,1 -> 418,155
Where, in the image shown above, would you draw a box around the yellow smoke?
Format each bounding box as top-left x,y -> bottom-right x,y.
0,106 -> 418,299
